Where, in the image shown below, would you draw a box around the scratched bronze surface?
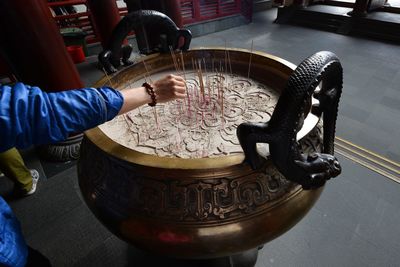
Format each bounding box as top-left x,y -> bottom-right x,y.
78,48 -> 322,259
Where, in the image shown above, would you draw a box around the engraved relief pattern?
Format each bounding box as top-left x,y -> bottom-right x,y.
80,125 -> 322,224
81,146 -> 297,223
99,73 -> 278,158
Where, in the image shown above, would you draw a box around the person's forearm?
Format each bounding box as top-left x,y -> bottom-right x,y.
118,86 -> 151,115
0,75 -> 185,152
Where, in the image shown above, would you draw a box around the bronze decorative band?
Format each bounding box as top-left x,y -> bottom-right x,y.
79,138 -> 298,224
78,126 -> 323,225
142,82 -> 157,107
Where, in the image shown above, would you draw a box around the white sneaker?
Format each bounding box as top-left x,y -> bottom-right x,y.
25,169 -> 40,196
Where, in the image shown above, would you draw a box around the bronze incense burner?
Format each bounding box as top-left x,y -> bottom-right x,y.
78,48 -> 342,264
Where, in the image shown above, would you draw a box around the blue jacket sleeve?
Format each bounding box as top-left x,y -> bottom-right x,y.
0,83 -> 124,152
0,197 -> 28,267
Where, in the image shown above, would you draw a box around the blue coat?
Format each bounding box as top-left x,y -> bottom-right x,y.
0,83 -> 123,266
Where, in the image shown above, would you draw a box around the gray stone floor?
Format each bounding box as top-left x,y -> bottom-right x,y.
2,8 -> 400,267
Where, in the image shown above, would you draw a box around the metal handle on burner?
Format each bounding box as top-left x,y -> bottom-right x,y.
237,51 -> 343,189
99,10 -> 192,74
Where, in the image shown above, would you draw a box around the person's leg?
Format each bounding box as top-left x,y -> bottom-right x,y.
0,148 -> 38,195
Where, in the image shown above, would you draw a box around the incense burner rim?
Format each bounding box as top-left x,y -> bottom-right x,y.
86,48 -> 299,170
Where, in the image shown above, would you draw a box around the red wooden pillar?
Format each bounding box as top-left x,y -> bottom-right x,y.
0,0 -> 88,161
193,0 -> 201,22
0,0 -> 83,92
86,0 -> 122,48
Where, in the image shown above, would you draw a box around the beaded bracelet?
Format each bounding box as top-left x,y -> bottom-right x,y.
142,82 -> 157,107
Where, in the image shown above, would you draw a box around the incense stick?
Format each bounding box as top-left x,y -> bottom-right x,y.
224,40 -> 228,76
169,46 -> 179,73
142,59 -> 153,83
179,51 -> 191,114
153,106 -> 160,130
179,51 -> 187,80
247,40 -> 254,79
227,50 -> 232,75
102,68 -> 114,88
197,59 -> 205,103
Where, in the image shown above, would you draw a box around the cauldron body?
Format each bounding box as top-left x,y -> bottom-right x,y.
78,48 -> 323,259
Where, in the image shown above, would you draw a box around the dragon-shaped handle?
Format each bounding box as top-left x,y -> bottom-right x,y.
99,10 -> 192,74
237,51 -> 343,189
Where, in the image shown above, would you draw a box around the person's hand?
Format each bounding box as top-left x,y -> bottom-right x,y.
151,74 -> 186,103
118,74 -> 187,115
